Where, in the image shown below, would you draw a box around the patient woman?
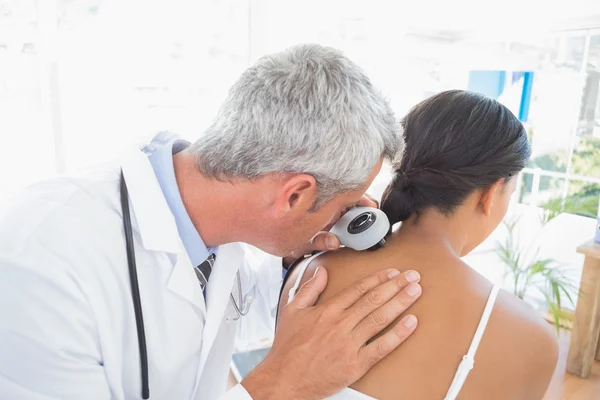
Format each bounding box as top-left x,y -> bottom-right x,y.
278,90 -> 559,400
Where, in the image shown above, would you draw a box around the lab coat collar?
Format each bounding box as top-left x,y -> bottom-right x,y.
120,144 -> 181,254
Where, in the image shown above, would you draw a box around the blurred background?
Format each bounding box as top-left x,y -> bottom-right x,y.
2,0 -> 600,389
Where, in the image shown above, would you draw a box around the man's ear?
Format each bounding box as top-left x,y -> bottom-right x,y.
479,179 -> 505,216
274,174 -> 318,216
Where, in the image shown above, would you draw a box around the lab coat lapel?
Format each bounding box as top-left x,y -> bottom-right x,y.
166,249 -> 207,314
198,242 -> 243,371
121,144 -> 207,312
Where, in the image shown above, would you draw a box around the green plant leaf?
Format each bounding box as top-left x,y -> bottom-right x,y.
542,290 -> 562,333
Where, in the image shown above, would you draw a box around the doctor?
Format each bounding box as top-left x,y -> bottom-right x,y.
0,44 -> 422,399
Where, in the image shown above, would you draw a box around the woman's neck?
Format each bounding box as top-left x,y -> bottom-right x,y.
390,208 -> 475,258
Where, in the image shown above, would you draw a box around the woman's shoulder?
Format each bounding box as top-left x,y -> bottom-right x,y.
277,248 -> 372,321
488,287 -> 560,381
286,250 -> 371,300
443,285 -> 559,399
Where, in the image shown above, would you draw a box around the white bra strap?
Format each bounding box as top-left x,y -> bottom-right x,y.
444,284 -> 500,400
287,251 -> 326,304
466,285 -> 500,359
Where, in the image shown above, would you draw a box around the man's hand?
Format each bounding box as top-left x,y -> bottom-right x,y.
242,266 -> 421,399
283,194 -> 380,266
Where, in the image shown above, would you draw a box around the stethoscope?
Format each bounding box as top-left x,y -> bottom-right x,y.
228,270 -> 254,322
119,171 -> 253,399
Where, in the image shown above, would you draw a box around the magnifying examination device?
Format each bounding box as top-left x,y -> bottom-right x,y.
330,207 -> 390,251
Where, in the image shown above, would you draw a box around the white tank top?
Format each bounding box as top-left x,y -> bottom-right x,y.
287,252 -> 500,400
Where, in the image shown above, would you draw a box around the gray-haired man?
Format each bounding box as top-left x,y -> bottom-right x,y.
0,44 -> 420,399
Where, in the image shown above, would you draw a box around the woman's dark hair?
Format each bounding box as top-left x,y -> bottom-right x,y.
381,90 -> 531,226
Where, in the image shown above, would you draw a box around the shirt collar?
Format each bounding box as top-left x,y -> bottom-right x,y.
145,132 -> 212,267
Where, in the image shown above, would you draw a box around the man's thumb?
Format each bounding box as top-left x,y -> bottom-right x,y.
291,267 -> 328,309
311,232 -> 340,251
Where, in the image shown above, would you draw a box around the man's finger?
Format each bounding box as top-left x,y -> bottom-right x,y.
357,315 -> 418,371
324,268 -> 402,310
288,267 -> 328,310
341,270 -> 420,324
310,232 -> 340,252
358,193 -> 379,208
352,282 -> 421,343
287,232 -> 340,259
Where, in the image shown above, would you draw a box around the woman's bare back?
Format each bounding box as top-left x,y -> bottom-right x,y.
279,233 -> 558,399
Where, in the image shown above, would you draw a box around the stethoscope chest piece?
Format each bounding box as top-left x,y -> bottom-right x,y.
228,270 -> 255,322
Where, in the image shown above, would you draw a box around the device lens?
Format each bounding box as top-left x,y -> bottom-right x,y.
347,212 -> 376,234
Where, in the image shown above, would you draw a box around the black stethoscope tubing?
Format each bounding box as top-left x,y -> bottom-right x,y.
120,171 -> 150,399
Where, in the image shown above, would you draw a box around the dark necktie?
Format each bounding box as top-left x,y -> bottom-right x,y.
195,253 -> 216,293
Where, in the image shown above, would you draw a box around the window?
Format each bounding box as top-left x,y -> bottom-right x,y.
517,30 -> 600,218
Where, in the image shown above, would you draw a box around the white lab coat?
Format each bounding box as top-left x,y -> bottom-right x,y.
0,144 -> 282,399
